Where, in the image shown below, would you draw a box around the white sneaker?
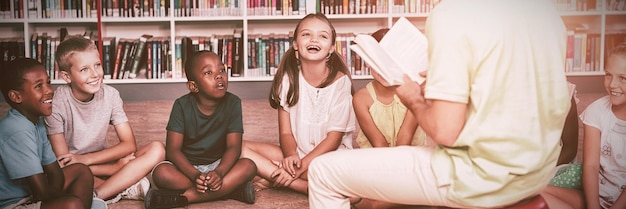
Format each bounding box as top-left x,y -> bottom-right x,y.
120,177 -> 150,200
91,197 -> 108,209
104,194 -> 121,204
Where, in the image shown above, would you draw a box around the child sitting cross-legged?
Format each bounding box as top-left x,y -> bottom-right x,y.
145,51 -> 257,209
0,58 -> 104,209
44,36 -> 166,204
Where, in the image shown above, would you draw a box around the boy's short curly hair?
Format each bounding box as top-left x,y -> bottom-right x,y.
55,36 -> 98,72
184,50 -> 220,82
0,58 -> 45,108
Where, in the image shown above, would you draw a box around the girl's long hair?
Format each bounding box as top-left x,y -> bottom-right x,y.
269,13 -> 352,109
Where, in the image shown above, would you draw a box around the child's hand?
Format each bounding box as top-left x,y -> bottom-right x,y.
293,160 -> 310,179
280,155 -> 301,177
116,154 -> 135,169
195,171 -> 223,193
57,153 -> 88,167
270,168 -> 296,187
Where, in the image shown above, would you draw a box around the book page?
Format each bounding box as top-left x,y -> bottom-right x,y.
379,17 -> 427,85
352,35 -> 406,85
349,17 -> 428,85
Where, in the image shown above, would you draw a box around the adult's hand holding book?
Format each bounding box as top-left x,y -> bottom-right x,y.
350,17 -> 428,86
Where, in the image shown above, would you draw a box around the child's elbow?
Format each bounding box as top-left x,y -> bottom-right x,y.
122,142 -> 137,154
430,131 -> 458,147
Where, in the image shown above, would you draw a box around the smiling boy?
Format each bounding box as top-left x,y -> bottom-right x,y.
44,36 -> 165,204
1,58 -> 98,209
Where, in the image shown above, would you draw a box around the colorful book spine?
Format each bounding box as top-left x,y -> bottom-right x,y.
128,34 -> 154,79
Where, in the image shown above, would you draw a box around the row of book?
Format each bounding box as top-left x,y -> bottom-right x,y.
23,31 -> 620,81
30,0 -> 97,19
245,32 -> 371,77
101,0 -> 170,17
0,0 -> 98,19
31,33 -> 61,79
565,31 -> 602,72
607,0 -> 626,10
553,0 -> 603,12
564,32 -> 626,73
178,32 -> 245,77
246,33 -> 290,77
0,38 -> 26,63
5,0 -> 625,20
390,0 -> 441,14
0,0 -> 24,19
173,0 -> 241,16
325,0 -> 435,15
319,0 -> 387,15
247,0 -> 306,16
101,32 -> 373,79
319,0 -> 440,15
102,35 -> 166,80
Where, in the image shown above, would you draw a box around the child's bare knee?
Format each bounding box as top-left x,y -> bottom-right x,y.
238,158 -> 256,169
147,141 -> 165,152
144,141 -> 166,160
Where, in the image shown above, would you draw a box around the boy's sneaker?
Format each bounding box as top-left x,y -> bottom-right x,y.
227,181 -> 255,204
121,177 -> 150,200
104,194 -> 121,204
91,197 -> 108,209
144,188 -> 188,209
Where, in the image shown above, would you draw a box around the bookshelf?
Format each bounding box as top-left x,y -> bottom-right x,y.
0,0 -> 625,85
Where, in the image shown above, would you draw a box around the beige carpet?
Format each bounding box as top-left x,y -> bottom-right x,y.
0,93 -> 605,208
106,99 -> 307,209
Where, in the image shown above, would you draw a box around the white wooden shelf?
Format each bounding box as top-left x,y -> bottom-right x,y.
1,0 -> 624,84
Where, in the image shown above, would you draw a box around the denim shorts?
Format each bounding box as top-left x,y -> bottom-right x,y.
193,159 -> 222,173
150,159 -> 222,178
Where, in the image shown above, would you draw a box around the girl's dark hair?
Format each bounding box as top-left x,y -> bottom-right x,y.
269,13 -> 352,109
371,28 -> 390,42
0,58 -> 45,108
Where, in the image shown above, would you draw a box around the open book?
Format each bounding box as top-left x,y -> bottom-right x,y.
350,17 -> 428,85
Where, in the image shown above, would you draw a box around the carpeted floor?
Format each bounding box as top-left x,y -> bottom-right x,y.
0,92 -> 605,208
105,99 -> 308,209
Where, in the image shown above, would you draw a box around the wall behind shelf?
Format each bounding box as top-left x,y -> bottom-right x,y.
0,77 -> 605,103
